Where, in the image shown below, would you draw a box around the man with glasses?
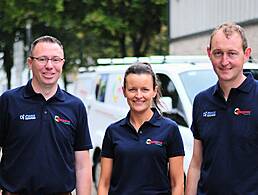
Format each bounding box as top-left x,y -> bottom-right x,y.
0,36 -> 92,195
186,22 -> 258,194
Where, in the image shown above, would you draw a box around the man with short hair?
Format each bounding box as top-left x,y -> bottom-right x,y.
186,22 -> 258,194
0,36 -> 92,195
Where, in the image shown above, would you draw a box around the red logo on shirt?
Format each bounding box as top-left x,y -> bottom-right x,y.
55,115 -> 71,125
234,108 -> 251,116
146,139 -> 164,146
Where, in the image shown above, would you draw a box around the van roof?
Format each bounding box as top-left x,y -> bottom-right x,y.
81,61 -> 258,75
97,55 -> 210,65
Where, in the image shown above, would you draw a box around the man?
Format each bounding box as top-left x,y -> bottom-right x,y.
186,22 -> 258,194
0,36 -> 92,195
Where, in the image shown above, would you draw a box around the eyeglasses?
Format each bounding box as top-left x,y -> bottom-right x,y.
30,56 -> 64,65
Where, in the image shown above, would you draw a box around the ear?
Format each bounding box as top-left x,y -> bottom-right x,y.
207,46 -> 212,58
27,57 -> 33,70
122,86 -> 126,97
244,47 -> 252,62
153,86 -> 158,98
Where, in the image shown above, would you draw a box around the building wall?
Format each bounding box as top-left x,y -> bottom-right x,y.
169,0 -> 258,39
169,23 -> 258,60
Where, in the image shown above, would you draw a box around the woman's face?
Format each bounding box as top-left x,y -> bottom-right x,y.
123,73 -> 157,114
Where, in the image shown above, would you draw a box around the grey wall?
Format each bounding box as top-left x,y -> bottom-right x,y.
169,22 -> 258,60
169,0 -> 258,60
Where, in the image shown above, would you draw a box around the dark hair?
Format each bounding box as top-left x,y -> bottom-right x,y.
29,35 -> 64,56
209,22 -> 248,52
123,62 -> 162,111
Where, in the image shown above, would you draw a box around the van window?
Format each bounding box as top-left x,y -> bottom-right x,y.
244,69 -> 258,80
157,73 -> 188,127
95,74 -> 109,102
104,73 -> 127,107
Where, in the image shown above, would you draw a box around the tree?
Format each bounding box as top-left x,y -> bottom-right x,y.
0,0 -> 169,89
82,0 -> 168,57
0,0 -> 65,89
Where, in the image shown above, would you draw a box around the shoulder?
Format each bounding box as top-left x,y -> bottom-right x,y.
155,115 -> 180,136
60,89 -> 84,105
107,117 -> 127,129
160,115 -> 178,127
0,86 -> 25,100
196,84 -> 216,99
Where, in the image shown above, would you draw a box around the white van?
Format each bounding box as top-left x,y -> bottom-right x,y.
72,56 -> 258,187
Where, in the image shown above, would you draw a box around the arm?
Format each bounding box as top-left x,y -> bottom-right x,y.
75,150 -> 92,195
97,157 -> 113,195
169,156 -> 184,195
185,139 -> 203,195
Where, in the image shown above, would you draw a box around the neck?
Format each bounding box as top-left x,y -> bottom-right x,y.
219,74 -> 246,100
130,109 -> 154,131
31,79 -> 58,100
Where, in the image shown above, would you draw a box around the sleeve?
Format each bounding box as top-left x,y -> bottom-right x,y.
0,93 -> 8,147
74,101 -> 93,151
191,95 -> 201,140
167,122 -> 185,158
101,126 -> 114,159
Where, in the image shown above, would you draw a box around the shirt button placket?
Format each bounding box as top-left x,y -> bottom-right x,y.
42,103 -> 48,120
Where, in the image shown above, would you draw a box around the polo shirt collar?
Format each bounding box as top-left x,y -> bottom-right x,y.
120,108 -> 162,127
212,73 -> 255,96
23,79 -> 65,101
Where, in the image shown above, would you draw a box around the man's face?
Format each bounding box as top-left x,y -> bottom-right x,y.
207,29 -> 251,84
27,42 -> 65,89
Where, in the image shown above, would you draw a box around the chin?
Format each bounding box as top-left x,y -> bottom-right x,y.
42,79 -> 58,86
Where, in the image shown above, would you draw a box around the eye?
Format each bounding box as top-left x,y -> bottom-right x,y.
212,51 -> 223,57
38,57 -> 47,62
142,88 -> 150,92
228,52 -> 238,57
52,57 -> 62,63
128,88 -> 136,92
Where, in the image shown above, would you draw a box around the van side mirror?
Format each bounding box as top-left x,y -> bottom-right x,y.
160,96 -> 173,113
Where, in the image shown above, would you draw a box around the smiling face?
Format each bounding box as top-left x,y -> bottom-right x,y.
123,73 -> 157,115
27,41 -> 65,91
207,29 -> 251,87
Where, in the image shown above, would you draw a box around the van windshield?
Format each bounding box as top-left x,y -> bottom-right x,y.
180,68 -> 258,104
180,70 -> 217,103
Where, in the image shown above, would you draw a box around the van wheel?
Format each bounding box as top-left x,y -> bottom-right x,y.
93,159 -> 101,189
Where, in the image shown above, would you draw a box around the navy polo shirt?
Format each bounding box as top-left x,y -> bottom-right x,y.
0,80 -> 92,194
101,108 -> 185,195
191,73 -> 258,194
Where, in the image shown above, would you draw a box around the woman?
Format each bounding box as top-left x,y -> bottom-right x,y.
98,62 -> 184,195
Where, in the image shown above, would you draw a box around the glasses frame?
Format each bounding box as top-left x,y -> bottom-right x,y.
30,56 -> 65,65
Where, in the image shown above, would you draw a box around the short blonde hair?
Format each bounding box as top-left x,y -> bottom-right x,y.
209,22 -> 248,52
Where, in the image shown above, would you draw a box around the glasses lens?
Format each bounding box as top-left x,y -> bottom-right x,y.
36,57 -> 47,64
52,57 -> 62,64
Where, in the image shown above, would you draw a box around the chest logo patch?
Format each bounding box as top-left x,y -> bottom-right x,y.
203,111 -> 216,118
234,108 -> 251,116
20,114 -> 36,120
146,139 -> 164,146
54,115 -> 71,125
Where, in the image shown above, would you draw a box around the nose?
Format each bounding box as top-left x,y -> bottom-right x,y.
45,59 -> 53,69
221,53 -> 230,66
135,89 -> 143,98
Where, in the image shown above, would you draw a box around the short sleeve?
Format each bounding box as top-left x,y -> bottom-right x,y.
74,102 -> 93,151
191,95 -> 201,140
101,126 -> 114,159
0,93 -> 8,146
167,122 -> 185,158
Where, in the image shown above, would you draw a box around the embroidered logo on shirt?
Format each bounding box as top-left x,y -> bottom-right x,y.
202,111 -> 216,118
54,115 -> 71,125
146,139 -> 164,146
19,114 -> 36,120
234,108 -> 251,116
